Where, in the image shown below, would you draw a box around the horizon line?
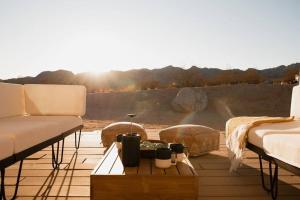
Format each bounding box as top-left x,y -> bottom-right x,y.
2,62 -> 300,80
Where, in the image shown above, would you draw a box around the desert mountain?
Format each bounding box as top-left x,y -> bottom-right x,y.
3,63 -> 300,92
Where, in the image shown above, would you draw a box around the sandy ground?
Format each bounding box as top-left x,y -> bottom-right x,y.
83,84 -> 293,131
83,119 -> 169,132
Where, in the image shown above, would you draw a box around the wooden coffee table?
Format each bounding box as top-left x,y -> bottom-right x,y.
91,143 -> 199,200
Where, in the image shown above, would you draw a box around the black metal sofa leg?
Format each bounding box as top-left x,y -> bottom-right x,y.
1,160 -> 23,200
1,168 -> 4,200
74,129 -> 82,150
51,129 -> 82,169
258,156 -> 278,199
270,163 -> 278,200
51,139 -> 65,169
259,156 -> 272,192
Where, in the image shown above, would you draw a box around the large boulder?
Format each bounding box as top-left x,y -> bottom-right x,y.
172,88 -> 208,113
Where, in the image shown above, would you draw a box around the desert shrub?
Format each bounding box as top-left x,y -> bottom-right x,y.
283,68 -> 299,83
207,68 -> 262,85
139,80 -> 161,90
174,72 -> 205,87
211,70 -> 241,85
243,68 -> 262,84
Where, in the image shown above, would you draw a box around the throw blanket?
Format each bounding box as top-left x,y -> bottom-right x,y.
226,116 -> 294,172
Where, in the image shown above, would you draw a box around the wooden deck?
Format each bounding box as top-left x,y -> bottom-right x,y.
3,128 -> 300,199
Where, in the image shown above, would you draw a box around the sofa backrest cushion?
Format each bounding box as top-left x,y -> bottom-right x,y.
24,84 -> 86,116
291,85 -> 300,118
0,83 -> 25,118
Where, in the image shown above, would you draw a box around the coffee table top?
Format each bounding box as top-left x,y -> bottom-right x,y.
91,142 -> 198,176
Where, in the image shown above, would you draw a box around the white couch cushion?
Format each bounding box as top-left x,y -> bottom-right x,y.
248,120 -> 300,168
0,116 -> 82,154
0,134 -> 14,160
0,83 -> 25,118
291,85 -> 300,118
24,84 -> 86,116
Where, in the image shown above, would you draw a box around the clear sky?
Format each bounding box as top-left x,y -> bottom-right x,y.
0,0 -> 299,79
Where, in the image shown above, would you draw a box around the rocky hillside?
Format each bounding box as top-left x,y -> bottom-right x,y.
3,63 -> 300,92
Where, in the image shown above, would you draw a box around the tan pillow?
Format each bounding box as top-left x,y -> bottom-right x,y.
101,122 -> 147,147
24,84 -> 86,116
159,124 -> 220,156
0,83 -> 25,118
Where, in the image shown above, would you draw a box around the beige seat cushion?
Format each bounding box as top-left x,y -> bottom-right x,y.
0,134 -> 14,160
0,116 -> 82,154
159,124 -> 220,156
101,122 -> 147,147
0,83 -> 25,118
291,85 -> 300,118
248,120 -> 300,168
24,84 -> 86,116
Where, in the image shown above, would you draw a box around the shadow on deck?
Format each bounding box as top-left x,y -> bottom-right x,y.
3,130 -> 300,199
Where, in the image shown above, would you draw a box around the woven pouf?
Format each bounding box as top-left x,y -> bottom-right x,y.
159,124 -> 220,156
101,122 -> 148,147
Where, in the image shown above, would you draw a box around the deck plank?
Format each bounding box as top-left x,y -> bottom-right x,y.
3,130 -> 300,199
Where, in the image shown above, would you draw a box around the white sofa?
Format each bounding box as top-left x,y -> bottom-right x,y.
226,85 -> 300,199
0,82 -> 86,199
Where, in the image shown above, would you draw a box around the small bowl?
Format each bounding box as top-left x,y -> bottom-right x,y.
155,148 -> 172,169
155,158 -> 172,169
140,140 -> 167,159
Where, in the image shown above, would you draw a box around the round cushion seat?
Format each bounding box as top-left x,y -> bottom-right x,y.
101,122 -> 148,147
159,124 -> 220,156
